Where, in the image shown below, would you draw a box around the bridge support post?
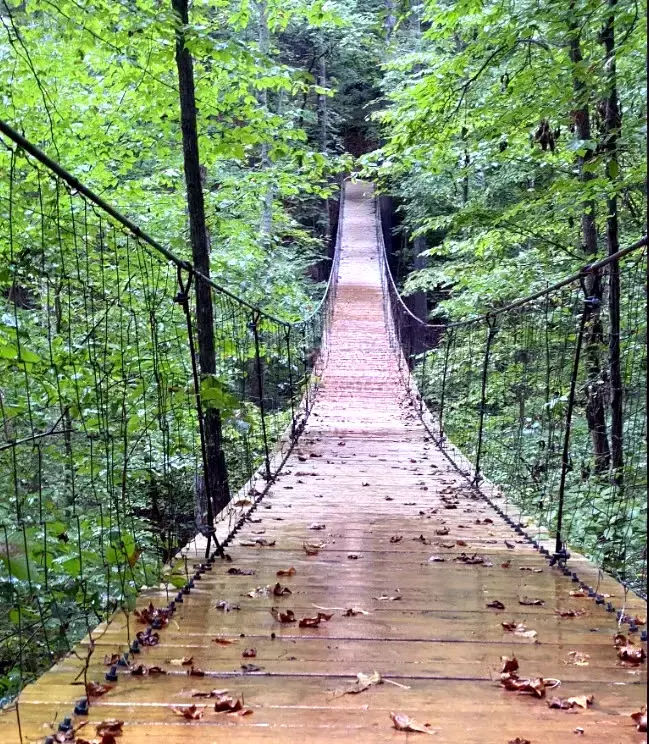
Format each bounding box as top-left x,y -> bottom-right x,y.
473,316 -> 497,485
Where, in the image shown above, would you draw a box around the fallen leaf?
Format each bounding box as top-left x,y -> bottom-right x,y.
564,651 -> 590,666
617,641 -> 646,665
303,541 -> 324,555
347,553 -> 360,559
547,694 -> 594,709
631,706 -> 647,732
276,567 -> 296,577
190,688 -> 229,698
299,612 -> 333,628
428,555 -> 445,562
270,607 -> 296,623
344,607 -> 369,616
569,590 -> 588,597
308,523 -> 326,530
233,499 -> 253,507
212,637 -> 236,646
501,561 -> 511,568
500,672 -> 547,697
519,567 -> 543,573
273,582 -> 292,597
241,663 -> 262,672
95,720 -> 124,737
507,739 -> 531,744
519,597 -> 544,606
501,621 -> 537,639
435,527 -> 449,536
390,712 -> 436,735
487,600 -> 505,610
187,666 -> 204,677
239,538 -> 275,547
373,594 -> 402,601
213,694 -> 251,714
216,601 -> 240,612
242,648 -> 257,658
227,567 -> 255,576
171,704 -> 204,720
390,536 -> 403,543
341,670 -> 383,694
501,656 -> 519,674
168,657 -> 193,667
555,609 -> 586,618
247,585 -> 271,598
103,653 -> 120,667
86,682 -> 112,698
504,540 -> 515,549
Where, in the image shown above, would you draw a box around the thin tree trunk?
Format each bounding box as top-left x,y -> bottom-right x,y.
172,0 -> 229,514
567,5 -> 610,472
257,0 -> 273,246
601,0 -> 623,479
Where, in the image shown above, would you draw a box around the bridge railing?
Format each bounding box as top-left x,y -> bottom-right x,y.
0,120 -> 340,701
376,201 -> 647,597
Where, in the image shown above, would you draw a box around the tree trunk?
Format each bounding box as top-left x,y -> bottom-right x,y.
601,0 -> 623,479
172,0 -> 229,515
567,5 -> 610,472
257,0 -> 273,246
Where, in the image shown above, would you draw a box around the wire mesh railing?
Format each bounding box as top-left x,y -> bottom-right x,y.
376,200 -> 647,598
0,119 -> 341,704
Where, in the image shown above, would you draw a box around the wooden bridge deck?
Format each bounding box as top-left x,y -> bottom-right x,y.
2,182 -> 646,743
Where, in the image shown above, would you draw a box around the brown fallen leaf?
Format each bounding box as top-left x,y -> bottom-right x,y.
95,720 -> 124,738
227,567 -> 255,576
242,648 -> 257,658
347,553 -> 361,559
190,688 -> 229,698
631,706 -> 647,732
215,601 -> 240,612
187,666 -> 204,677
564,651 -> 590,666
617,640 -> 646,665
299,612 -> 333,628
501,621 -> 537,639
501,560 -> 511,568
213,694 -> 252,715
487,600 -> 505,610
519,597 -> 544,606
273,582 -> 292,597
456,539 -> 468,547
212,637 -> 236,645
504,540 -> 515,549
507,739 -> 531,744
435,527 -> 450,536
168,656 -> 194,667
390,535 -> 403,543
270,607 -> 296,623
86,682 -> 113,698
501,656 -> 519,674
390,712 -> 436,735
308,523 -> 326,530
500,672 -> 547,697
103,653 -> 120,667
569,590 -> 588,597
232,499 -> 253,507
547,694 -> 594,709
342,670 -> 383,694
276,567 -> 296,577
343,607 -> 369,616
303,541 -> 324,555
171,704 -> 204,720
555,608 -> 586,618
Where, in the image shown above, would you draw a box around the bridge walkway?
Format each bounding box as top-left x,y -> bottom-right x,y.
1,182 -> 645,743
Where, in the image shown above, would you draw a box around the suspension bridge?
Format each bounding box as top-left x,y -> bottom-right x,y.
0,123 -> 646,742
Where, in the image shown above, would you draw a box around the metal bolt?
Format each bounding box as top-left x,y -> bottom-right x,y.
58,717 -> 72,732
74,697 -> 89,716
